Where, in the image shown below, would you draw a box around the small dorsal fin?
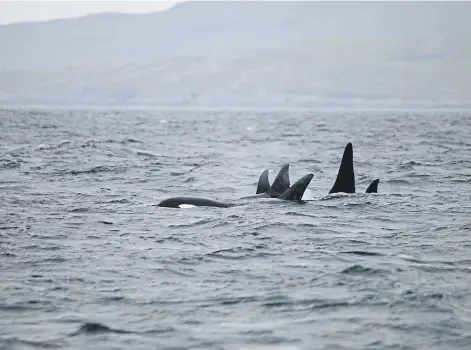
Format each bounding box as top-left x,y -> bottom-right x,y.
266,164 -> 290,197
278,174 -> 314,201
329,143 -> 355,194
365,179 -> 379,193
256,170 -> 270,194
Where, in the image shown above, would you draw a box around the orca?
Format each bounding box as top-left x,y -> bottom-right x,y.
329,143 -> 355,194
157,197 -> 233,208
157,173 -> 314,209
278,173 -> 314,201
244,164 -> 290,199
365,179 -> 379,193
256,169 -> 270,194
328,143 -> 380,194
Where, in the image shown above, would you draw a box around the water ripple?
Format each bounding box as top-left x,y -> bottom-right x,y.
1,108 -> 471,350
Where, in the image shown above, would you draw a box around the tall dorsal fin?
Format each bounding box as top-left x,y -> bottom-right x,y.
365,179 -> 379,193
329,143 -> 355,194
256,170 -> 270,194
265,164 -> 290,197
278,174 -> 314,201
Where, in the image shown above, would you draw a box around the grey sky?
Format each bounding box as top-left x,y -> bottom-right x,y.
0,1 -> 181,25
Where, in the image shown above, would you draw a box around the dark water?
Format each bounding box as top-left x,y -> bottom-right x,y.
1,108 -> 471,350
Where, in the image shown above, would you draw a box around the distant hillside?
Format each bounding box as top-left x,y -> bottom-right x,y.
1,1 -> 471,108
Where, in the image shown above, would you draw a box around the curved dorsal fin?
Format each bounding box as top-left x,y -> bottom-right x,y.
365,179 -> 379,193
278,174 -> 314,201
266,164 -> 290,197
256,170 -> 270,194
329,143 -> 355,194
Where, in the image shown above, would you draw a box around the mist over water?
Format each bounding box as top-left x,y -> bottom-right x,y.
1,108 -> 471,349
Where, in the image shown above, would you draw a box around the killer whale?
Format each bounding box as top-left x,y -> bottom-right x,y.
243,164 -> 290,199
157,172 -> 314,209
278,173 -> 313,201
329,143 -> 355,194
365,179 -> 379,193
158,142 -> 380,209
256,170 -> 270,194
157,197 -> 233,208
329,143 -> 380,194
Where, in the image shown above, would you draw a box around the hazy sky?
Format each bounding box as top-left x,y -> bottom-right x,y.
0,1 -> 182,25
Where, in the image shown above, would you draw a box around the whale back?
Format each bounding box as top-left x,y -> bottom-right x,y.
278,174 -> 314,201
158,197 -> 232,208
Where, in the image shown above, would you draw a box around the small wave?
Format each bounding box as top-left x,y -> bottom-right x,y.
207,247 -> 254,260
207,245 -> 275,260
70,322 -> 132,336
297,158 -> 322,164
1,252 -> 17,257
236,231 -> 261,237
103,198 -> 130,204
0,336 -> 63,349
451,178 -> 471,183
343,201 -> 373,207
388,179 -> 410,184
252,222 -> 297,231
398,254 -> 424,264
135,150 -> 159,157
341,251 -> 384,256
212,296 -> 258,306
210,220 -> 230,228
168,218 -> 214,228
285,212 -> 317,218
67,165 -> 126,176
36,140 -> 71,151
318,192 -> 353,201
69,321 -> 174,337
281,133 -> 303,137
408,173 -> 431,178
0,159 -> 21,169
401,290 -> 444,300
341,264 -> 385,276
0,299 -> 56,312
96,296 -> 129,302
260,296 -> 367,311
122,138 -> 142,144
68,207 -> 89,213
400,160 -> 421,169
227,214 -> 243,219
41,257 -> 67,263
0,225 -> 19,231
98,220 -> 113,225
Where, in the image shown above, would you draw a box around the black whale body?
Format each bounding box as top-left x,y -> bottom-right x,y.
157,142 -> 381,209
157,197 -> 233,208
243,164 -> 290,199
157,173 -> 314,209
328,143 -> 379,195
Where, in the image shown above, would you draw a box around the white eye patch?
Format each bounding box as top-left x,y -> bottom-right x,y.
178,204 -> 197,209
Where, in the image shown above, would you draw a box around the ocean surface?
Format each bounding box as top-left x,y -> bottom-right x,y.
1,108 -> 471,350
